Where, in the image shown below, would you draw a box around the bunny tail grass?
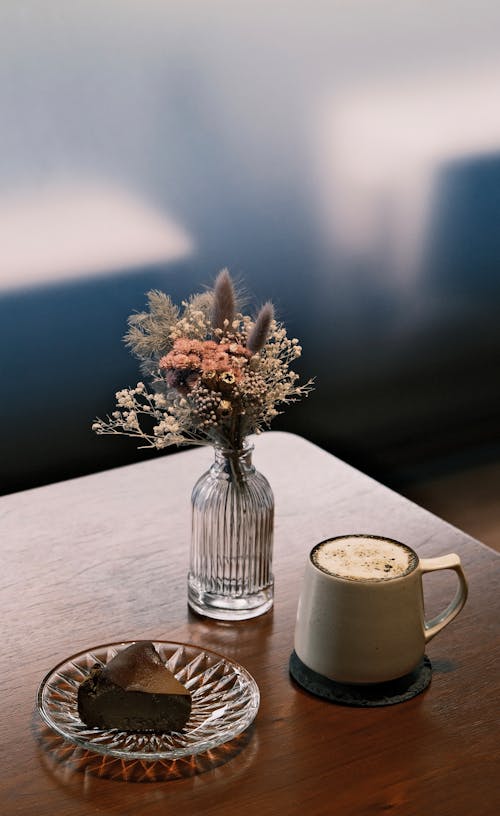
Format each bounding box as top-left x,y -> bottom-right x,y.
212,268 -> 236,330
247,302 -> 274,353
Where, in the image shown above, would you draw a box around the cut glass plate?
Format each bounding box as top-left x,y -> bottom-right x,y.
37,641 -> 260,760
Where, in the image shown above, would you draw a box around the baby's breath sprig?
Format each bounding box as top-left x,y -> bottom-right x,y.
93,271 -> 313,451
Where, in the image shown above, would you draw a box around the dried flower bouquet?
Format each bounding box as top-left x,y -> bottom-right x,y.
93,269 -> 312,453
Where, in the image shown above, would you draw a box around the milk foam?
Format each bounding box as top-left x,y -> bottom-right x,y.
312,536 -> 417,581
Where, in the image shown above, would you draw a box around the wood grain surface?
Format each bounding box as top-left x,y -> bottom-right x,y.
1,432 -> 499,816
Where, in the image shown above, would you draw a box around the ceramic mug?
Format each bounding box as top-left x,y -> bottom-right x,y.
294,534 -> 468,684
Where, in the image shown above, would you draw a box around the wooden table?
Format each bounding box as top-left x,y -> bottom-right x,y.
2,432 -> 499,815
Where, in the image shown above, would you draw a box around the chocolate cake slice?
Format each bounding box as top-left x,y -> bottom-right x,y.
77,641 -> 192,732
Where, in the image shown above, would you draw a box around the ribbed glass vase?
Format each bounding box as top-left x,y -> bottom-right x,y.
188,443 -> 274,620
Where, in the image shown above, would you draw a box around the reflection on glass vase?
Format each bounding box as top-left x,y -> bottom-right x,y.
188,443 -> 274,620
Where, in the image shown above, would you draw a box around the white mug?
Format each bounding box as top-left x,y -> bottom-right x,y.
294,534 -> 468,684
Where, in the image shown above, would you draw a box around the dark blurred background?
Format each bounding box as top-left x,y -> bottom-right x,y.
1,1 -> 500,497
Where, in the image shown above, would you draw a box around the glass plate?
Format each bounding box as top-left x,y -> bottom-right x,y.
37,640 -> 260,760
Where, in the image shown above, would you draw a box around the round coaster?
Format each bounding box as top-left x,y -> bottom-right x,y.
289,651 -> 432,707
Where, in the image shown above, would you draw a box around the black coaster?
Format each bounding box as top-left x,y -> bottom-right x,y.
289,651 -> 432,707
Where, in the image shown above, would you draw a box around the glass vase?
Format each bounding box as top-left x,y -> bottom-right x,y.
188,443 -> 274,620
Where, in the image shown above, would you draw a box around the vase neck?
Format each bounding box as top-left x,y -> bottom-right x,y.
212,444 -> 255,477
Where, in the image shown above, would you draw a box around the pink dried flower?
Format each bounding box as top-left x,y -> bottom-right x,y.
228,342 -> 251,358
173,338 -> 194,353
161,334 -> 251,394
172,353 -> 191,369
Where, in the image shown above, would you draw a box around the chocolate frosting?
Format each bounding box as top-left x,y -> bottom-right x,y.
102,641 -> 190,696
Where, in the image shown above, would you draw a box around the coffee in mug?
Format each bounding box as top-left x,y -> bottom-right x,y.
312,535 -> 418,581
294,534 -> 468,684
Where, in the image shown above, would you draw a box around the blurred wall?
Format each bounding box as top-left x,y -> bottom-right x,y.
1,1 -> 500,493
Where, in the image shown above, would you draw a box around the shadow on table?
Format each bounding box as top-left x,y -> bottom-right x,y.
33,714 -> 256,783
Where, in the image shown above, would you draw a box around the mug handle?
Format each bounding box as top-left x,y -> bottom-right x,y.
419,554 -> 468,643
